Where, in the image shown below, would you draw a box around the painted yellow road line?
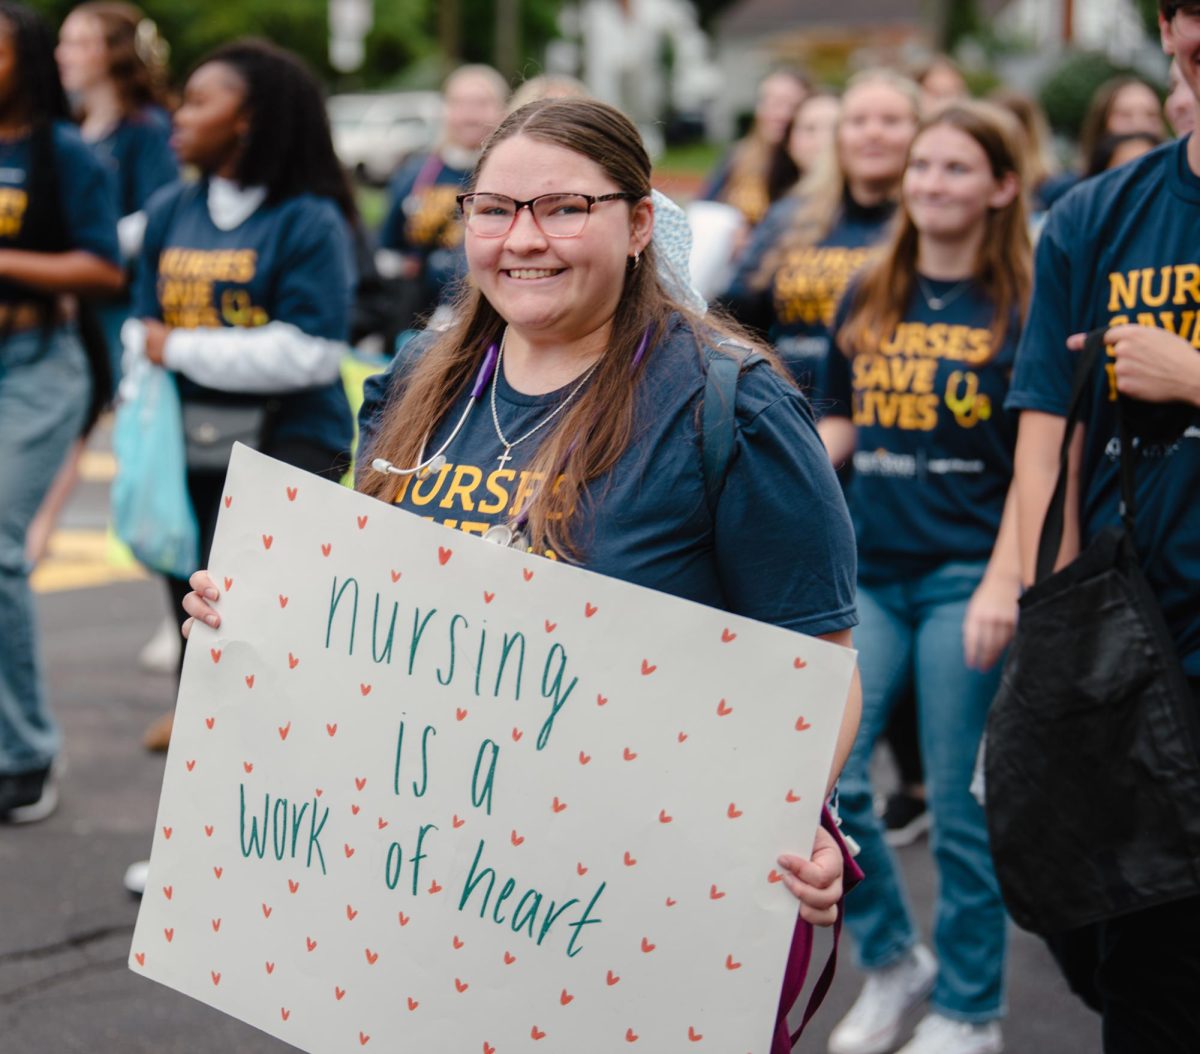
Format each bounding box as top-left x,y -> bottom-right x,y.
31,528 -> 147,594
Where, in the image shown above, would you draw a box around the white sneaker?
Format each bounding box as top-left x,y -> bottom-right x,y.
138,617 -> 181,674
123,860 -> 150,896
829,944 -> 937,1054
895,1013 -> 1002,1054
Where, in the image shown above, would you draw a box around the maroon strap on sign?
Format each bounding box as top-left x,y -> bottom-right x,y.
772,805 -> 864,1051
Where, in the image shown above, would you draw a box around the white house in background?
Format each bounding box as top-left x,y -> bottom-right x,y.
996,0 -> 1149,65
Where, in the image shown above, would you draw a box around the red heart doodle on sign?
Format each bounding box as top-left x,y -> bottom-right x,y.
623,747 -> 637,761
211,971 -> 221,986
688,1026 -> 703,1042
357,515 -> 368,529
245,675 -> 255,689
511,728 -> 523,742
205,717 -> 215,729
585,602 -> 598,618
659,810 -> 672,824
186,760 -> 196,772
428,880 -> 443,894
262,904 -> 272,919
266,960 -> 275,973
726,954 -> 742,970
624,851 -> 637,867
204,824 -> 214,837
641,938 -> 655,953
278,722 -> 291,741
162,885 -> 173,900
223,495 -> 232,508
360,683 -> 372,697
134,952 -> 145,966
721,628 -> 736,643
523,568 -> 534,581
407,997 -> 418,1011
678,731 -> 688,743
286,486 -> 297,502
289,879 -> 300,893
355,777 -> 367,790
531,1027 -> 546,1040
456,708 -> 468,721
213,867 -> 223,880
640,659 -> 656,675
162,826 -> 172,839
727,803 -> 743,819
504,951 -> 516,965
288,653 -> 300,669
483,591 -> 494,604
786,790 -> 801,803
359,1033 -> 370,1047
211,918 -> 221,932
210,648 -> 222,664
453,936 -> 464,950
347,905 -> 358,921
224,577 -> 233,591
315,789 -> 323,797
597,694 -> 608,706
795,717 -> 812,732
483,1044 -> 494,1054
552,797 -> 567,813
607,970 -> 620,986
335,987 -> 346,1001
278,595 -> 288,609
577,862 -> 588,876
452,814 -> 465,829
438,547 -> 453,565
377,817 -> 388,830
164,928 -> 173,943
280,1008 -> 289,1021
398,912 -> 410,927
391,570 -> 402,583
306,937 -> 317,952
716,699 -> 732,717
344,843 -> 355,859
326,723 -> 338,737
579,751 -> 591,765
794,657 -> 807,669
666,897 -> 677,907
261,535 -> 273,550
321,543 -> 332,557
710,885 -> 725,900
544,620 -> 556,633
243,762 -> 253,774
768,869 -> 783,884
455,978 -> 469,993
511,830 -> 525,847
625,1028 -> 638,1042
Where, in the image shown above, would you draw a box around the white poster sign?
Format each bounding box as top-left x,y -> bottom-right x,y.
130,444 -> 855,1053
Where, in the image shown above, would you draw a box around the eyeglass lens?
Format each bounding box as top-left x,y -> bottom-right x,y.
462,194 -> 593,238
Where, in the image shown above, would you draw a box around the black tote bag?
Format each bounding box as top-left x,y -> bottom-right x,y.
984,330 -> 1200,936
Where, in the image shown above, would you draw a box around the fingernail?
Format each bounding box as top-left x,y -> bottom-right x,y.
205,589 -> 218,600
206,615 -> 219,627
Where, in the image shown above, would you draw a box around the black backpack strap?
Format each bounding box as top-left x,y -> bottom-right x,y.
701,340 -> 761,517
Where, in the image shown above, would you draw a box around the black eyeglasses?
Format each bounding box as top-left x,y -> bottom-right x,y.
456,192 -> 642,238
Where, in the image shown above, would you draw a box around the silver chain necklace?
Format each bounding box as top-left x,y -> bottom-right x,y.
916,275 -> 973,312
489,330 -> 601,469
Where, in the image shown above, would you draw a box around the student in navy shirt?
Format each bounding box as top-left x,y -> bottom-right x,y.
378,64 -> 508,325
185,99 -> 862,1046
721,70 -> 918,390
0,2 -> 122,822
1006,4 -> 1200,1045
124,39 -> 355,753
819,102 -> 1030,1054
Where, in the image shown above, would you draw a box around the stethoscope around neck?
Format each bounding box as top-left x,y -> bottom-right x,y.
370,327 -> 652,550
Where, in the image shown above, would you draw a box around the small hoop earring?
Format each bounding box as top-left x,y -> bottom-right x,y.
627,251 -> 641,272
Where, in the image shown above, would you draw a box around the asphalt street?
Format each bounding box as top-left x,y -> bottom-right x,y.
0,423 -> 1102,1053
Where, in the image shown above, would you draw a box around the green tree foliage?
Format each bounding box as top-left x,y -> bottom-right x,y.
1038,51 -> 1147,139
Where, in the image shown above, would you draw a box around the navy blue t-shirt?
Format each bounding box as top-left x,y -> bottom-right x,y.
1007,138 -> 1200,675
702,146 -> 770,226
90,106 -> 177,218
825,279 -> 1018,581
379,152 -> 469,306
134,180 -> 354,455
722,193 -> 895,388
0,121 -> 119,300
358,318 -> 858,636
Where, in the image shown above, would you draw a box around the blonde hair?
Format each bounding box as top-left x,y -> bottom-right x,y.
837,100 -> 1032,360
754,69 -> 918,287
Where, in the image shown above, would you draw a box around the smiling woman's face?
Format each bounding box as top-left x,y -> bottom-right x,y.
465,134 -> 652,351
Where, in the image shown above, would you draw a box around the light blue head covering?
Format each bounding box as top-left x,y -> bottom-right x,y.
650,189 -> 707,314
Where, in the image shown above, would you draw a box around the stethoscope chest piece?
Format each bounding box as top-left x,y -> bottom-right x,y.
483,523 -> 529,550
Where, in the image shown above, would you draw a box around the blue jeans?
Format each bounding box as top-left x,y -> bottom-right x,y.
840,561 -> 1008,1022
0,328 -> 88,775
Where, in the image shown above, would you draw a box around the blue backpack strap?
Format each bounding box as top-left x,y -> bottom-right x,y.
701,340 -> 761,517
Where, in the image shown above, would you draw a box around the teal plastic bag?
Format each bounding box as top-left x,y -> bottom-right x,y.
112,359 -> 199,578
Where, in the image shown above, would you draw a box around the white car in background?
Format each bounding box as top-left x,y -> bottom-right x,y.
328,91 -> 442,185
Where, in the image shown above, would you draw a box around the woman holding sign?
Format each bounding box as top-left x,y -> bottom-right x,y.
817,102 -> 1029,1054
184,97 -> 863,1042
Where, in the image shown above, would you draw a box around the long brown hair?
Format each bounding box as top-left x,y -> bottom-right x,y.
359,98 -> 772,561
71,2 -> 170,117
836,100 -> 1032,360
1078,76 -> 1161,170
753,70 -> 918,289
